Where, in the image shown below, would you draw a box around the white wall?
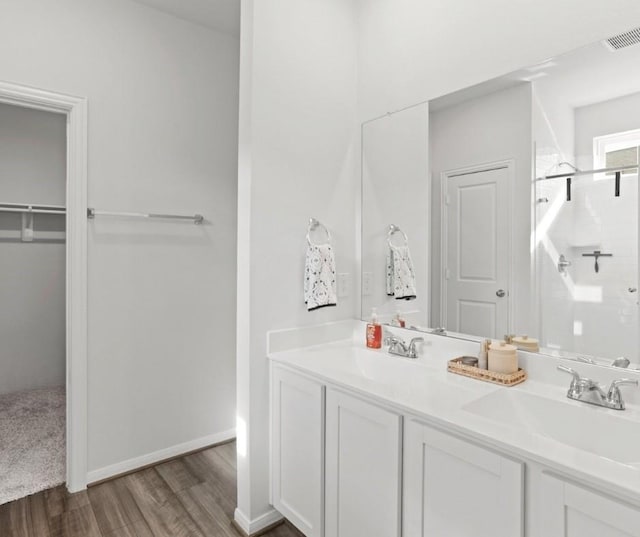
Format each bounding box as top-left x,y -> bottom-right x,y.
0,103 -> 66,395
0,0 -> 239,477
575,91 -> 640,166
357,0 -> 640,122
533,86 -> 576,174
429,84 -> 533,334
237,0 -> 359,526
361,103 -> 430,327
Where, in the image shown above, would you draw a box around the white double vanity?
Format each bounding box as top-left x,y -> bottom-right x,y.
268,321 -> 640,537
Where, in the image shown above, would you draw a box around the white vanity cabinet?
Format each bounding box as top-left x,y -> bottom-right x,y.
540,473 -> 640,537
270,365 -> 324,537
270,357 -> 639,537
324,388 -> 403,537
403,419 -> 524,537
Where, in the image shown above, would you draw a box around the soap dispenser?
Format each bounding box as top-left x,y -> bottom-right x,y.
366,308 -> 382,349
393,311 -> 406,328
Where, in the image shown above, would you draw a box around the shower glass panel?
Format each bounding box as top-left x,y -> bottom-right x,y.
535,167 -> 639,364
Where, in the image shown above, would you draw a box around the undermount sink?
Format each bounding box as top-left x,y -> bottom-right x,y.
464,389 -> 640,466
303,345 -> 431,384
300,345 -> 474,405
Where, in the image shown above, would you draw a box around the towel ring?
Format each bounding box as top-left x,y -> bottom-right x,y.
387,224 -> 408,249
307,217 -> 331,246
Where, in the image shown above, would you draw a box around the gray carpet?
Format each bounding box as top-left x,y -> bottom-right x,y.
0,386 -> 65,505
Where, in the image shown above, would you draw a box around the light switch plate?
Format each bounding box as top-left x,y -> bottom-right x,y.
362,272 -> 373,296
337,273 -> 351,298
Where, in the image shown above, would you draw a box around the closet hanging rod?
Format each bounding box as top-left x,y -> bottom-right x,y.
535,164 -> 638,181
87,208 -> 204,225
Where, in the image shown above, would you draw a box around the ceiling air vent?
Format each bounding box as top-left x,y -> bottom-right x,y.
603,27 -> 640,51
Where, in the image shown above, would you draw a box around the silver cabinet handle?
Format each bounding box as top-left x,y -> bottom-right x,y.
496,289 -> 506,298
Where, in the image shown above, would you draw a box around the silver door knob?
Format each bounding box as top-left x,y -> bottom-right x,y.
496,289 -> 506,298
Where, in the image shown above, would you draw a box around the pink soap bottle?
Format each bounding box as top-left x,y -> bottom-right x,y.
366,308 -> 382,349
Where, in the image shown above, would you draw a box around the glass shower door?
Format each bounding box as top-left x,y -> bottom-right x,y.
535,171 -> 639,364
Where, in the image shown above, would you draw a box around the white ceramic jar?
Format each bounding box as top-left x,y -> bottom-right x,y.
488,341 -> 518,374
511,335 -> 539,352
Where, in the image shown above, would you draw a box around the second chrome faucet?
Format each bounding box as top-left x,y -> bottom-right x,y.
558,365 -> 638,410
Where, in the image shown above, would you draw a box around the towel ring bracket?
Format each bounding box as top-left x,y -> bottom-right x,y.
387,224 -> 409,249
307,218 -> 331,246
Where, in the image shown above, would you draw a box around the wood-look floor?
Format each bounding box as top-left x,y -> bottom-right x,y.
0,441 -> 303,537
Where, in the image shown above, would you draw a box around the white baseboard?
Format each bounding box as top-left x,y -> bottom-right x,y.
234,507 -> 283,536
87,428 -> 236,484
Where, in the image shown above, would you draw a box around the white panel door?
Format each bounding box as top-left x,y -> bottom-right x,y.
540,473 -> 640,537
404,419 -> 523,537
325,388 -> 402,537
444,165 -> 510,338
271,365 -> 324,537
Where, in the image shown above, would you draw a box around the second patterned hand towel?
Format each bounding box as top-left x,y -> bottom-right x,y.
386,245 -> 417,300
304,243 -> 337,311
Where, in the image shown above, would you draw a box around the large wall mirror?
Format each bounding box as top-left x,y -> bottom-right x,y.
361,27 -> 640,371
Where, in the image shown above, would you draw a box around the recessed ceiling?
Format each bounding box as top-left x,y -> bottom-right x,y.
132,0 -> 240,36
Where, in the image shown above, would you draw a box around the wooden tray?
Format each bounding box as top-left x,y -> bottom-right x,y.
447,357 -> 527,387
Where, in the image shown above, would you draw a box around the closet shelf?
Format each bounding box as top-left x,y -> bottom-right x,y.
0,202 -> 66,215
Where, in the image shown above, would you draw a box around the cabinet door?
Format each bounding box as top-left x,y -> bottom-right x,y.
271,365 -> 324,537
540,473 -> 640,537
325,388 -> 402,537
404,419 -> 524,537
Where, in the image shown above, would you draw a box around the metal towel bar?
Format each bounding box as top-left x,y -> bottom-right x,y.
87,208 -> 204,224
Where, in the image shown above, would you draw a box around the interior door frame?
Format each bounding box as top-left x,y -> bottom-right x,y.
440,160 -> 514,337
0,81 -> 88,492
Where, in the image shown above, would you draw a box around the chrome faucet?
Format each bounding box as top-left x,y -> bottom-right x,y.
557,365 -> 638,410
384,334 -> 424,359
611,357 -> 631,368
575,355 -> 597,365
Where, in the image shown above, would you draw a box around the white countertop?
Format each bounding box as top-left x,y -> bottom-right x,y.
267,323 -> 640,505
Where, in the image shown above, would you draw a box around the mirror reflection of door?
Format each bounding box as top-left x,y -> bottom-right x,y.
442,163 -> 511,338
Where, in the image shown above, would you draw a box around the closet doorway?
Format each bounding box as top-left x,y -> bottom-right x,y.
0,81 -> 88,498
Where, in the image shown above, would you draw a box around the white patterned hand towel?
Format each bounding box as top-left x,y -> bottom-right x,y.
386,245 -> 417,300
305,244 -> 337,311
